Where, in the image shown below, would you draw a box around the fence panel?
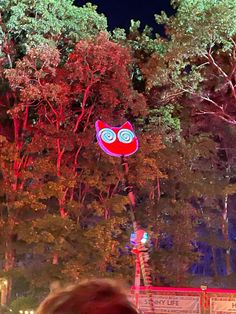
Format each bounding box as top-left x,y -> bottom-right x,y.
130,286 -> 236,314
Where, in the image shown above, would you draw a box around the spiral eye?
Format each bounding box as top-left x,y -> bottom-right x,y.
118,129 -> 135,143
98,128 -> 116,143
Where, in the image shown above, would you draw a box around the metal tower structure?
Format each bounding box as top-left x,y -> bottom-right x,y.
122,157 -> 155,314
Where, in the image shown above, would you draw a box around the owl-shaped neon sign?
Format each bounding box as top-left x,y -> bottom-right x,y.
95,120 -> 138,157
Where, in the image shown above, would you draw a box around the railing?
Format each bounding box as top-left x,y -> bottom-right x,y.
130,286 -> 236,313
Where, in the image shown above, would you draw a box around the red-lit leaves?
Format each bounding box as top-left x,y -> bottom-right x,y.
66,33 -> 142,126
1,32 -> 148,279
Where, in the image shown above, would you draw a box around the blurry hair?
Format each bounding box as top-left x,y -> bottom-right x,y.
36,278 -> 138,314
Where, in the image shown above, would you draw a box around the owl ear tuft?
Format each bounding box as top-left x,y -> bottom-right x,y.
95,120 -> 110,131
121,121 -> 133,130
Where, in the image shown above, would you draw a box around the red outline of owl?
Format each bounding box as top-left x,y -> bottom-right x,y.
95,120 -> 139,157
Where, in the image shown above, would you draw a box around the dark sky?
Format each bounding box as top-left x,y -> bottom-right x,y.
74,0 -> 174,34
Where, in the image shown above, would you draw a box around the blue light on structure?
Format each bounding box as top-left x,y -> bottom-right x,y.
130,232 -> 136,245
130,231 -> 149,246
141,232 -> 149,244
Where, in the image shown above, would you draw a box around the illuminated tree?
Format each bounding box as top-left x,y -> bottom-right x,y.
1,30 -> 150,296
2,0 -> 236,304
144,0 -> 236,126
0,0 -> 107,55
0,0 -> 107,301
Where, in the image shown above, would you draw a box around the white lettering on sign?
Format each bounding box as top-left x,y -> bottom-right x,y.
130,294 -> 200,314
210,297 -> 236,313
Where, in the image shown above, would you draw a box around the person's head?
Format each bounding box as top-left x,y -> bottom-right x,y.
36,278 -> 138,314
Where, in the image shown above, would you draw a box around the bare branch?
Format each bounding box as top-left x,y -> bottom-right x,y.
200,96 -> 223,111
195,111 -> 236,125
204,52 -> 236,102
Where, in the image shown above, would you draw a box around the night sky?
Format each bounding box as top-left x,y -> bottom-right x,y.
75,0 -> 174,34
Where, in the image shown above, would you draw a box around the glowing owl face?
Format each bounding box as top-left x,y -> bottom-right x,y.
95,120 -> 138,157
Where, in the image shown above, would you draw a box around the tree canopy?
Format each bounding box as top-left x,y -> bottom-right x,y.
0,0 -> 236,311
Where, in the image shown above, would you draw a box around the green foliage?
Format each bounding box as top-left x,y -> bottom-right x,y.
112,28 -> 127,42
9,295 -> 38,314
127,20 -> 165,55
146,0 -> 236,129
0,0 -> 107,52
156,0 -> 236,56
156,105 -> 182,141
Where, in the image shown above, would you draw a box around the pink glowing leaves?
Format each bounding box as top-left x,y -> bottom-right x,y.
95,120 -> 139,157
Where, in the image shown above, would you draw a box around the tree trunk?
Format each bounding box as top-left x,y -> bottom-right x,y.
211,247 -> 218,276
4,233 -> 15,303
222,194 -> 232,275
